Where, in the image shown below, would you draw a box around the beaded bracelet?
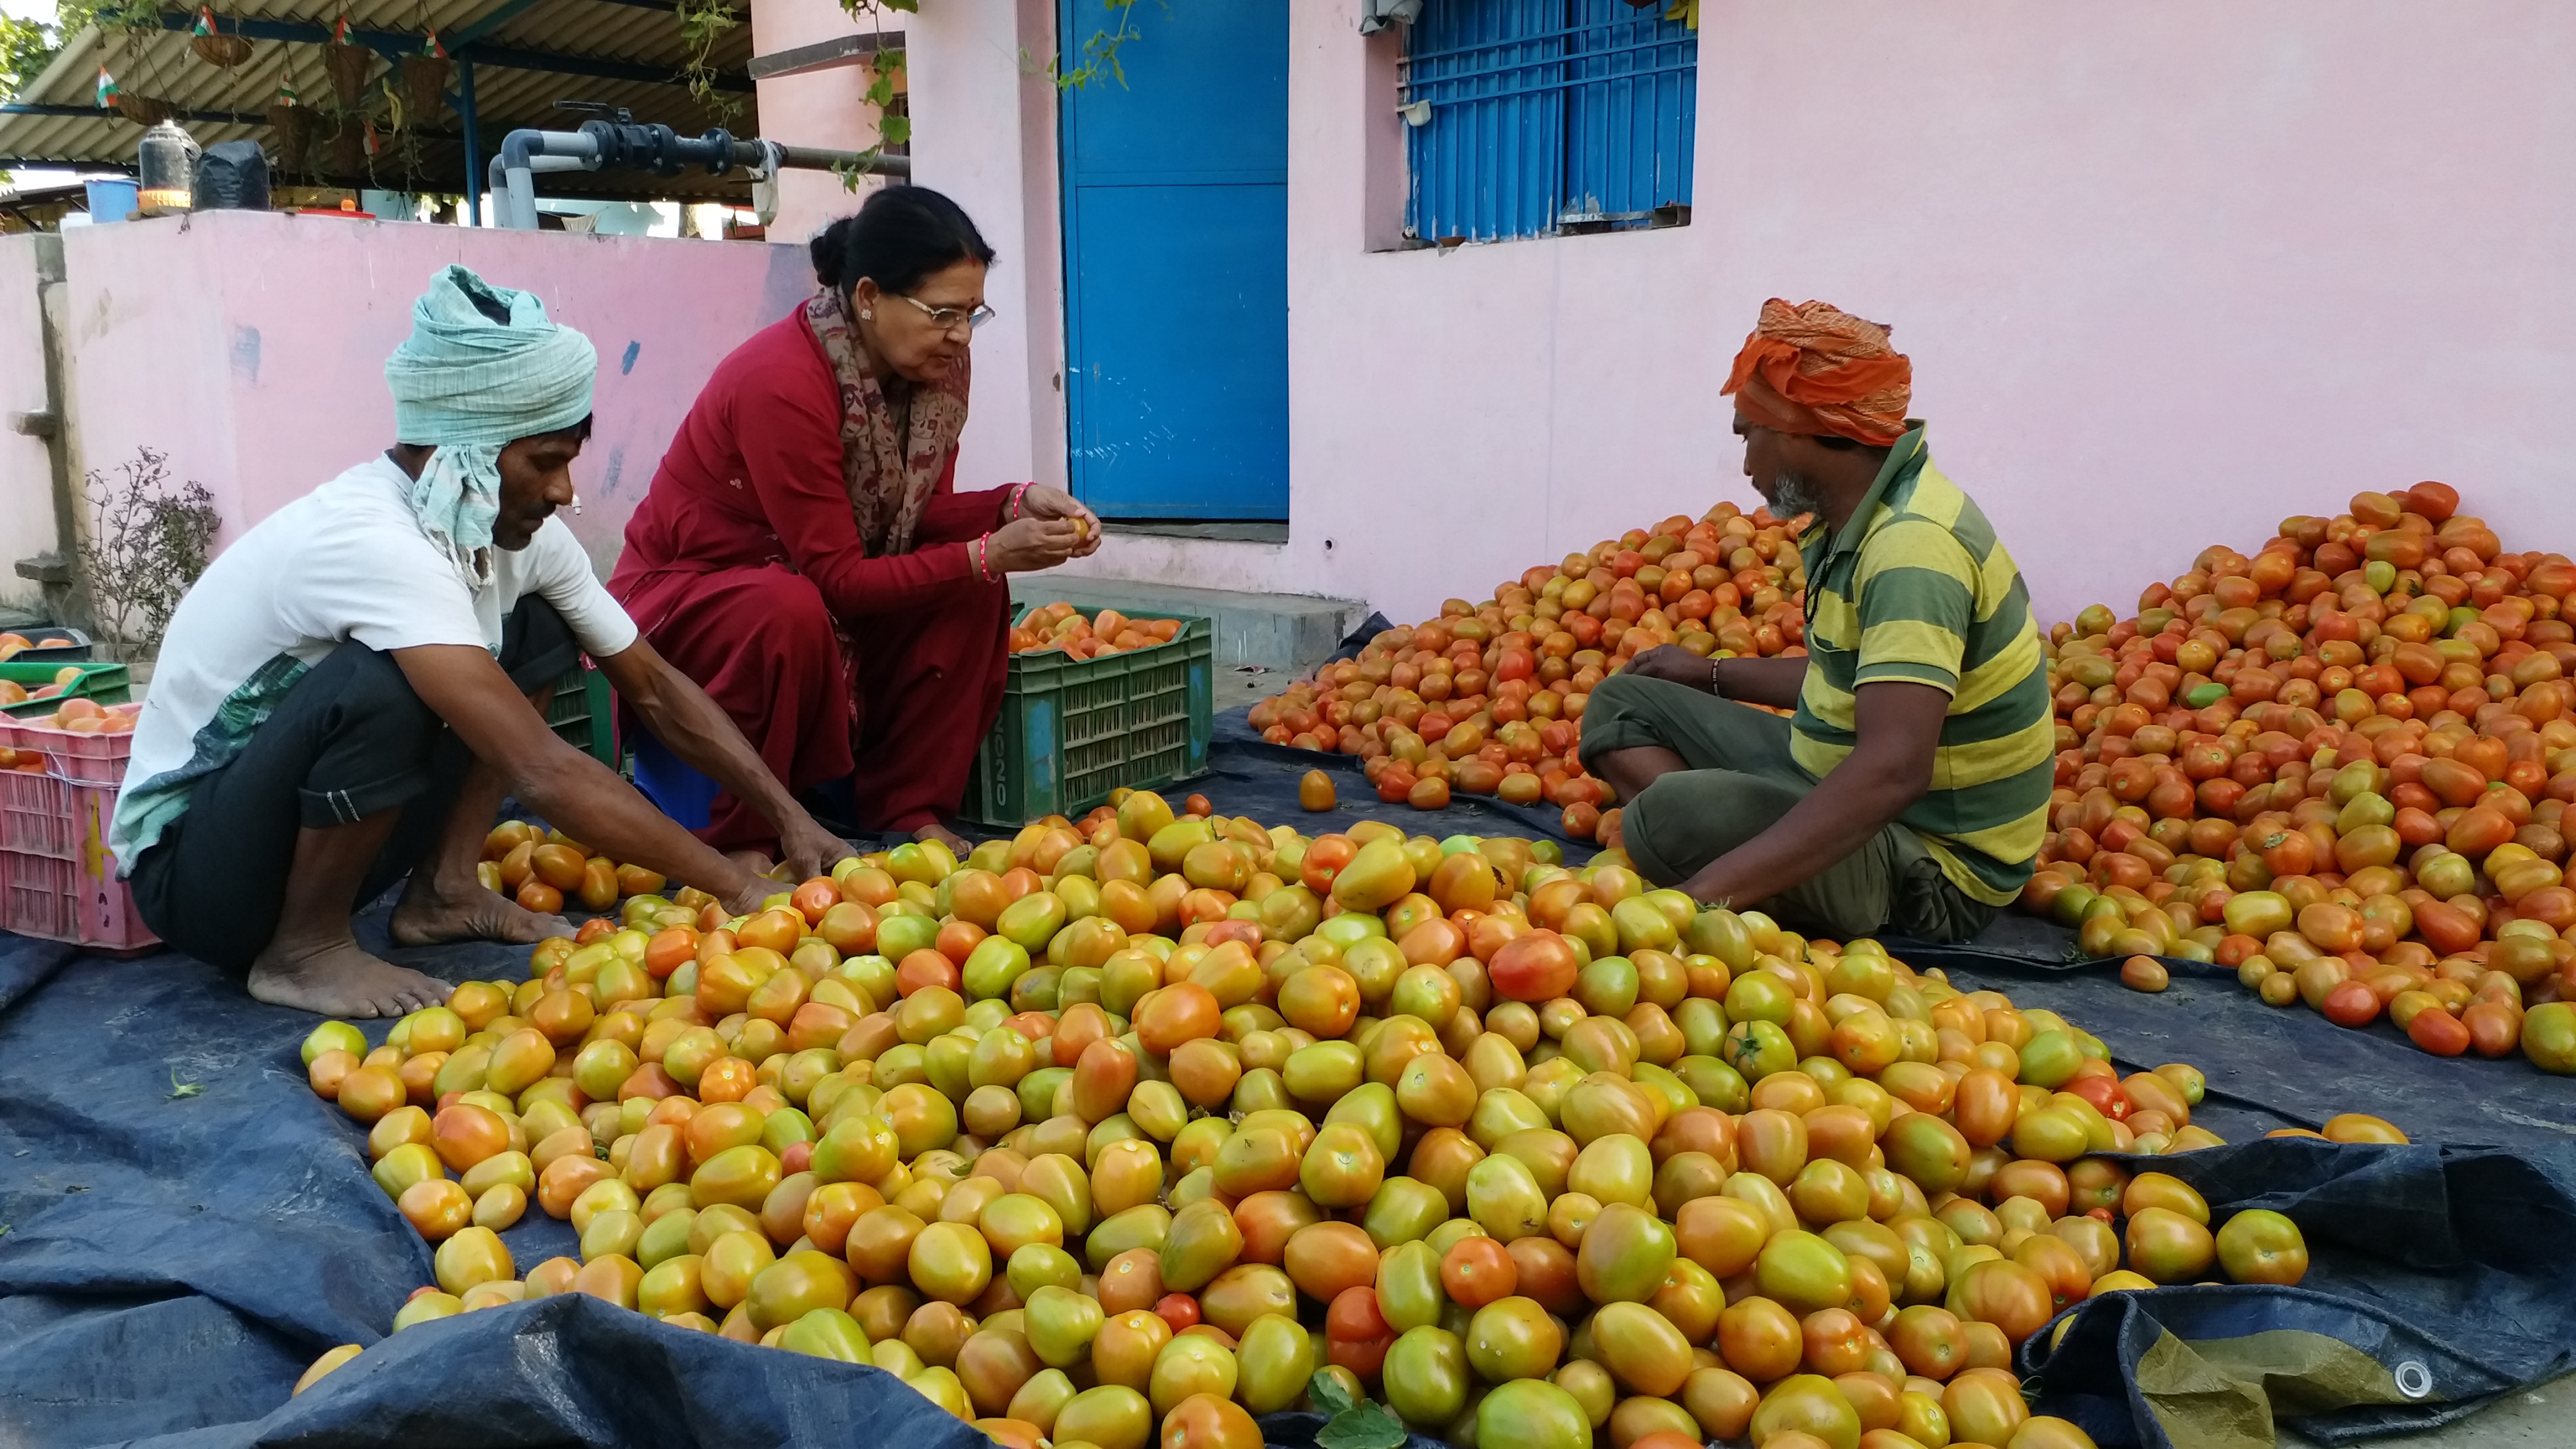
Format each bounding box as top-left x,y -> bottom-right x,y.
974,533 -> 997,583
1007,482 -> 1034,520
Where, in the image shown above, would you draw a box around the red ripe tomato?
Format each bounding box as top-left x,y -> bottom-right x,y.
2406,1006 -> 2471,1057
1486,931 -> 1581,1002
1325,1285 -> 1393,1377
1438,1235 -> 1518,1310
2064,1072 -> 2131,1121
1154,1292 -> 1202,1333
2321,979 -> 2382,1028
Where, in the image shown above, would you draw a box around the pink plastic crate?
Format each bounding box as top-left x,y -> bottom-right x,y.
0,770 -> 69,857
4,849 -> 73,941
6,717 -> 134,785
0,778 -> 154,951
25,724 -> 129,785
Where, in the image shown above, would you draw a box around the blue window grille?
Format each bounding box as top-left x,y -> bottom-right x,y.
1401,1 -> 1697,243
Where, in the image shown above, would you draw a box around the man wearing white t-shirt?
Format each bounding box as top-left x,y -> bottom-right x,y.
115,266 -> 846,1017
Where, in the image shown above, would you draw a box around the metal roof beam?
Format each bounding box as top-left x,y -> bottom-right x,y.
157,10 -> 750,93
1,101 -> 467,140
4,101 -> 266,125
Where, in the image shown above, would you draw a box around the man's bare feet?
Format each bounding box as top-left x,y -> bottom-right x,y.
248,936 -> 449,1018
914,821 -> 970,857
389,875 -> 571,948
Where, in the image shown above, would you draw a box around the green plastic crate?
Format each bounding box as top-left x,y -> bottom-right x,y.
0,660 -> 131,717
546,661 -> 617,766
962,614 -> 1214,826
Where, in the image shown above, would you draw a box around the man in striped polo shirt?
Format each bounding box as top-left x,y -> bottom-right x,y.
1583,300 -> 2054,942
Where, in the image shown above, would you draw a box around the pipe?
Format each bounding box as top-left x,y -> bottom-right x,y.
770,143 -> 911,179
499,128 -> 602,231
459,61 -> 481,226
489,124 -> 911,228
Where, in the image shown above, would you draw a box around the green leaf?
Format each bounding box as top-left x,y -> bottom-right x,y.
1316,1400 -> 1408,1449
879,115 -> 911,147
1306,1370 -> 1355,1418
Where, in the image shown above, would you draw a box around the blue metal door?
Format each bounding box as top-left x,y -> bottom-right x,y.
1058,0 -> 1289,521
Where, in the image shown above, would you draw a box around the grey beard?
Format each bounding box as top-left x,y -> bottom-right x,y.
1769,470 -> 1830,521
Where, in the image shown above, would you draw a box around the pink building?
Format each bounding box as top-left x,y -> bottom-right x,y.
753,0 -> 2576,628
12,2 -> 2571,642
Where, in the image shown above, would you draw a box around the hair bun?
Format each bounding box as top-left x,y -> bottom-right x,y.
807,187 -> 997,299
808,219 -> 849,287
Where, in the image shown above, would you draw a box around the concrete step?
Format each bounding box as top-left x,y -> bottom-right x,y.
1008,577 -> 1371,674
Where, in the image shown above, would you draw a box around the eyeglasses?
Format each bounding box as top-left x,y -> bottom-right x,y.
891,292 -> 998,337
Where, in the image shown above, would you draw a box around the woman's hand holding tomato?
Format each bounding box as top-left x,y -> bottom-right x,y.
991,518 -> 1088,574
1016,484 -> 1105,559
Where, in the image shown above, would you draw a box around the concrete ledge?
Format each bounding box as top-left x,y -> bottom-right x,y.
1010,577 -> 1371,673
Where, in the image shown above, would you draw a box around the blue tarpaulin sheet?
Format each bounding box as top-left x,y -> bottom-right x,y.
6,692 -> 2576,1446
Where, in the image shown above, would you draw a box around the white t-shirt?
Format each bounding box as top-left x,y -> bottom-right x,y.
110,454 -> 640,871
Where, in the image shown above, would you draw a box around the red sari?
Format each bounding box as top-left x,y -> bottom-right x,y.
609,306 -> 1012,845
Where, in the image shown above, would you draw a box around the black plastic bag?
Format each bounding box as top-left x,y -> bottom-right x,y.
194,140 -> 270,212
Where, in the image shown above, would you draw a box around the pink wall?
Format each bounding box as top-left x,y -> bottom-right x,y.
0,236 -> 63,614
818,0 -> 2576,629
55,212 -> 812,574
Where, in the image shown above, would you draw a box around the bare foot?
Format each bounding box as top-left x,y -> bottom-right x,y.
248,936 -> 449,1018
914,822 -> 970,857
389,875 -> 571,948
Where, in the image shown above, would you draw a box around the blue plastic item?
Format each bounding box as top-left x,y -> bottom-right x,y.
629,729 -> 717,830
82,177 -> 137,222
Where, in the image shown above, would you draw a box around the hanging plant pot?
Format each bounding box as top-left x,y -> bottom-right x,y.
113,93 -> 179,126
324,42 -> 371,106
267,101 -> 312,171
401,55 -> 449,119
190,32 -> 254,67
326,115 -> 366,177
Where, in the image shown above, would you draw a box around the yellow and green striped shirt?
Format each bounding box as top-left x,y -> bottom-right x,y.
1790,425 -> 2055,906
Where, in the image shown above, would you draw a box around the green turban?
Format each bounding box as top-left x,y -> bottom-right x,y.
383,264 -> 596,587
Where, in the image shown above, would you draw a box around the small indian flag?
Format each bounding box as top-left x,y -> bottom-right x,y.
422,28 -> 446,58
95,65 -> 119,107
191,6 -> 216,36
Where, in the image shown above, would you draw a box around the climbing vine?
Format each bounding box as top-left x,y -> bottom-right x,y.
675,0 -> 745,119
1053,0 -> 1142,90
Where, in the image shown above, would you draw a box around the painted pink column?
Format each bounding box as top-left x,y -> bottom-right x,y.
746,0 -> 892,247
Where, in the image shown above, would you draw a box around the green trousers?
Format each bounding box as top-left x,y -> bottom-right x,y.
1581,674 -> 1999,944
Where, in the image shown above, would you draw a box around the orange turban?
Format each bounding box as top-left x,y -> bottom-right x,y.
1722,299 -> 1912,447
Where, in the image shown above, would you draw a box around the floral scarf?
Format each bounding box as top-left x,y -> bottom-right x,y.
802,284 -> 971,557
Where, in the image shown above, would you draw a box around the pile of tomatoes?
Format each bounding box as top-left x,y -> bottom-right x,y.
1010,604 -> 1185,662
476,819 -> 674,920
2020,484 -> 2576,1072
1249,502 -> 1812,843
289,790 -> 2393,1449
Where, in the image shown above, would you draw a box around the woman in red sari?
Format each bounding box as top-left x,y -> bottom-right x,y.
610,187 -> 1097,855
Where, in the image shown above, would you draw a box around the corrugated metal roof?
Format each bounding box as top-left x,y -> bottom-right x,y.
1,0 -> 759,200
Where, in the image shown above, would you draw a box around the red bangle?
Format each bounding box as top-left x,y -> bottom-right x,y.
975,533 -> 996,583
1008,482 -> 1033,520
